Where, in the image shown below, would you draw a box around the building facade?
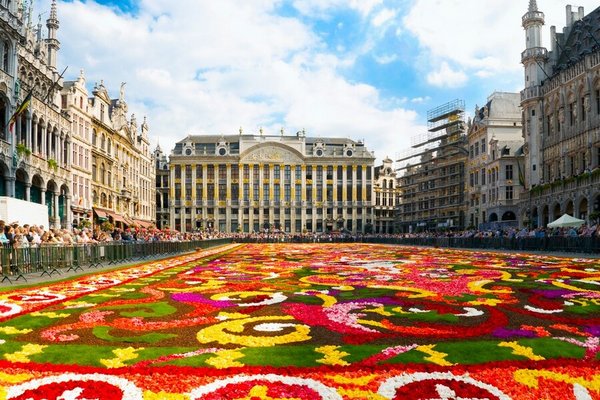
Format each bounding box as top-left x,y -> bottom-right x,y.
520,2 -> 600,227
61,70 -> 93,227
397,100 -> 467,233
2,0 -> 73,229
466,92 -> 524,229
89,82 -> 155,229
166,130 -> 375,234
373,157 -> 399,234
153,144 -> 170,230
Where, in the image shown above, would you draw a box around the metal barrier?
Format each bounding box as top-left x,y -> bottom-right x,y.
360,236 -> 600,253
232,236 -> 600,253
0,239 -> 232,285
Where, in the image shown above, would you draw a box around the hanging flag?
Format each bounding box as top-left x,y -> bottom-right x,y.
8,90 -> 33,134
517,158 -> 525,187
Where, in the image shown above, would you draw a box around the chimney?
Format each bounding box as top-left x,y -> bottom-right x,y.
578,6 -> 584,21
566,5 -> 573,29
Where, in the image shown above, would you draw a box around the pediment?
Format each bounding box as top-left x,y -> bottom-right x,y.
240,143 -> 304,164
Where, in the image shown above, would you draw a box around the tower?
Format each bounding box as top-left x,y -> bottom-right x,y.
521,0 -> 548,187
46,0 -> 60,70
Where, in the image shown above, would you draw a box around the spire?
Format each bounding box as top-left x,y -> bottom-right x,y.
46,0 -> 60,69
49,0 -> 58,21
528,0 -> 537,12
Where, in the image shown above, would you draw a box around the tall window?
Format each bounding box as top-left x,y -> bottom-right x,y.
284,165 -> 291,181
481,139 -> 486,154
253,165 -> 259,181
506,186 -> 513,200
100,163 -> 105,185
505,165 -> 513,180
1,39 -> 9,72
581,96 -> 586,122
569,102 -> 575,126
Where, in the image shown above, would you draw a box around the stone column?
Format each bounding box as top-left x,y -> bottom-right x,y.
25,182 -> 31,202
65,194 -> 72,228
25,112 -> 32,149
41,123 -> 47,158
6,177 -> 15,198
53,191 -> 59,228
31,119 -> 38,154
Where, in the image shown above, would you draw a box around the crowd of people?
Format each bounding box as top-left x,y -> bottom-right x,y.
1,219 -> 599,249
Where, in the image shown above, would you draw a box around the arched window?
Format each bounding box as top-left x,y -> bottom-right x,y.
107,139 -> 112,155
100,163 -> 105,185
107,170 -> 111,187
92,129 -> 97,146
101,133 -> 105,151
2,39 -> 9,72
0,96 -> 6,141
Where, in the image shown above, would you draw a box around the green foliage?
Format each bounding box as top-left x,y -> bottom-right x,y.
15,143 -> 31,157
47,158 -> 58,171
93,326 -> 177,344
100,220 -> 114,232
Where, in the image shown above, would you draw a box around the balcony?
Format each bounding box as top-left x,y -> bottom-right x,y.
520,47 -> 547,63
520,85 -> 542,103
120,188 -> 132,200
522,10 -> 544,25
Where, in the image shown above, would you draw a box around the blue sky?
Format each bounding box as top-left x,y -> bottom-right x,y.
44,0 -> 600,164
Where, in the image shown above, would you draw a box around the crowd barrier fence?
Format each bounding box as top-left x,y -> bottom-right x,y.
0,238 -> 232,284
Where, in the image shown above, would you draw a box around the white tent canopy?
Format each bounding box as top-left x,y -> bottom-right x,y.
547,214 -> 585,228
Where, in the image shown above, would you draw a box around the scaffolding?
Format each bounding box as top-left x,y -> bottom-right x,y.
395,100 -> 468,233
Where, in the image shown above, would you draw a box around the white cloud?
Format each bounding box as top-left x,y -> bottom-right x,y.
292,0 -> 383,18
410,96 -> 430,104
426,62 -> 467,88
372,8 -> 396,27
39,0 -> 419,164
404,0 -> 600,84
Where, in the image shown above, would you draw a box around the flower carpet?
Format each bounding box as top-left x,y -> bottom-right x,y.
0,242 -> 597,399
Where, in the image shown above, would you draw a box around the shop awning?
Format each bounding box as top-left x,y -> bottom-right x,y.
134,219 -> 153,229
93,208 -> 109,219
110,213 -> 126,224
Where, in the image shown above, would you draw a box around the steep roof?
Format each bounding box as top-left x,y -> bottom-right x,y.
554,6 -> 600,73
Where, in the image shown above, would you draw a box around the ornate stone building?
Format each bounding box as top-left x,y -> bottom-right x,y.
166,129 -> 375,234
153,143 -> 170,229
373,157 -> 399,234
466,92 -> 524,229
90,82 -> 154,229
0,0 -> 73,228
520,2 -> 600,227
61,70 -> 92,227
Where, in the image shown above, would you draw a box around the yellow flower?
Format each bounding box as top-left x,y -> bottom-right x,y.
100,346 -> 144,368
197,316 -> 310,347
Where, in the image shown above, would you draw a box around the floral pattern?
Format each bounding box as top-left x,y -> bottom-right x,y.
0,243 -> 596,398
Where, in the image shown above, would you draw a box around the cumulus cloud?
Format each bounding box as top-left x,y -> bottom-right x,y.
426,62 -> 467,88
404,0 -> 600,85
38,0 -> 419,163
